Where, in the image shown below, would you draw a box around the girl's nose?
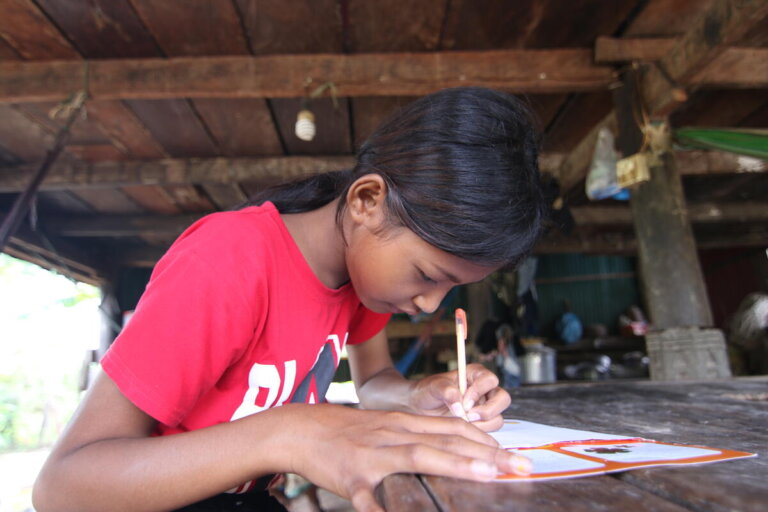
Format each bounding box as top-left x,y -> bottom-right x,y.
413,288 -> 448,315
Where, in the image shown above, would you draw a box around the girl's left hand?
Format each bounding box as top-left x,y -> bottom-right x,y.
409,363 -> 511,432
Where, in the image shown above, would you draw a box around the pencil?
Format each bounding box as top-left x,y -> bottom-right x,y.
455,308 -> 468,397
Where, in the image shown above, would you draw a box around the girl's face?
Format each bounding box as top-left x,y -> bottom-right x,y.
345,224 -> 497,315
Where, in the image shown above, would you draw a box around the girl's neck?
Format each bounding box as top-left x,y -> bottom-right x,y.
280,199 -> 350,289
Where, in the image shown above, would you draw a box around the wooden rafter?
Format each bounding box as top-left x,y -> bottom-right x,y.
557,0 -> 768,196
0,151 -> 755,193
570,202 -> 768,227
38,201 -> 768,238
0,156 -> 356,192
0,49 -> 617,103
641,0 -> 768,117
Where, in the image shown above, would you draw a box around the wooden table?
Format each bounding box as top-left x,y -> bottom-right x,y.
379,377 -> 768,511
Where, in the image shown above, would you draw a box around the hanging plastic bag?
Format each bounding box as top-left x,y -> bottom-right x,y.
586,127 -> 627,200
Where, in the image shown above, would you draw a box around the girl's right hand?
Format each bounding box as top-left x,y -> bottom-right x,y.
277,403 -> 531,512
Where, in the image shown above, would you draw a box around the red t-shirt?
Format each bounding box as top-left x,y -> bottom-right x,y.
102,202 -> 390,436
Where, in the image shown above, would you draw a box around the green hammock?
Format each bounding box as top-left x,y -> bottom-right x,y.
674,128 -> 768,160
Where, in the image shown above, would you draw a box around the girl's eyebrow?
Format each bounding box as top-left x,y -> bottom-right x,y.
433,265 -> 460,284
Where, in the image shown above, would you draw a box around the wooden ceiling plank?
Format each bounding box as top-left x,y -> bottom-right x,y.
70,188 -> 144,214
235,0 -> 342,54
0,36 -> 23,60
65,144 -> 128,162
347,0 -> 446,52
625,0 -> 717,37
641,0 -> 768,117
0,104 -> 56,162
201,183 -> 248,210
0,50 -> 618,103
442,0 -> 640,50
162,184 -> 215,213
85,100 -> 168,159
526,94 -> 570,130
689,48 -> 768,88
34,0 -> 161,58
671,89 -> 768,127
13,102 -> 112,145
192,98 -> 282,156
123,99 -> 218,157
0,156 -> 357,192
0,0 -> 79,59
129,0 -> 249,56
351,96 -> 418,148
120,185 -> 181,215
595,36 -> 678,63
544,92 -> 614,152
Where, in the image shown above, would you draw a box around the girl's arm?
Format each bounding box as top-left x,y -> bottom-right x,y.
35,366 -> 524,512
348,330 -> 511,432
33,371 -> 296,512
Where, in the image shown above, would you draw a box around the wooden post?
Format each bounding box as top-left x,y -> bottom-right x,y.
613,68 -> 729,380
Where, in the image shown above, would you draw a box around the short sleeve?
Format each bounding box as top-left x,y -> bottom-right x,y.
101,217 -> 266,426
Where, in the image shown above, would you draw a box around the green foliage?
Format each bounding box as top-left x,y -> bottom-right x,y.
0,254 -> 98,452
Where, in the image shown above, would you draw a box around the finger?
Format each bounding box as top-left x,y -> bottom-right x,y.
496,450 -> 534,476
349,485 -> 384,512
468,387 -> 511,421
463,365 -> 500,410
467,414 -> 504,433
388,442 -> 514,483
409,432 -> 531,477
387,411 -> 499,447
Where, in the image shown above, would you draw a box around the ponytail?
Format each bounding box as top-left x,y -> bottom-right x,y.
240,169 -> 353,213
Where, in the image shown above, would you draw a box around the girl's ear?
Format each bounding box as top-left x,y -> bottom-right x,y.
347,174 -> 387,227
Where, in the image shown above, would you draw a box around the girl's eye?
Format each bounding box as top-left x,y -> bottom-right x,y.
419,269 -> 437,284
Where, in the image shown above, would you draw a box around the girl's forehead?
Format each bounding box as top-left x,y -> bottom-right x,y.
385,227 -> 498,283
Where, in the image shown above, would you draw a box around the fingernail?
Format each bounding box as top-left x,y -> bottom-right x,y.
467,411 -> 481,422
509,454 -> 533,475
450,402 -> 466,418
462,397 -> 475,411
470,460 -> 498,478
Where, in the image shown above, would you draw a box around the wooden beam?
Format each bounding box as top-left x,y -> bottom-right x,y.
44,214 -> 202,237
570,202 -> 768,227
0,50 -> 617,103
595,37 -> 677,63
43,201 -> 768,238
641,0 -> 768,117
0,156 -> 356,192
3,223 -> 105,285
689,47 -> 768,88
0,154 -> 566,192
675,150 -> 767,175
535,226 -> 768,255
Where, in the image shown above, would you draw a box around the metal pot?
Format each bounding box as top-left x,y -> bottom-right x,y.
521,346 -> 556,384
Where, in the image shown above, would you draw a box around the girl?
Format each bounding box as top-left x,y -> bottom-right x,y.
33,87 -> 548,512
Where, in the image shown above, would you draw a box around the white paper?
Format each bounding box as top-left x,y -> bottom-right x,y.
490,420 -> 636,449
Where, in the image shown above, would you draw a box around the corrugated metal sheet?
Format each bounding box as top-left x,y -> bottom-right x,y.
534,254 -> 640,338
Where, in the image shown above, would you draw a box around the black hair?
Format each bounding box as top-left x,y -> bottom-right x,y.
245,87 -> 548,268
